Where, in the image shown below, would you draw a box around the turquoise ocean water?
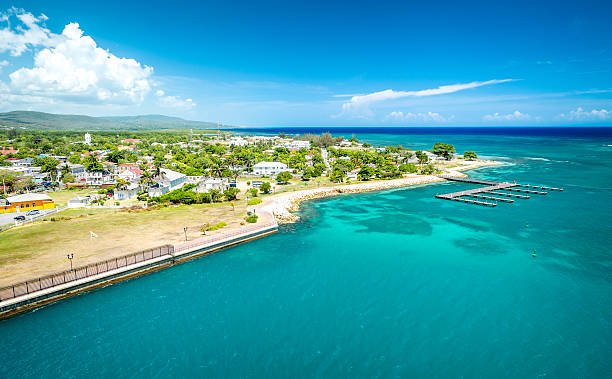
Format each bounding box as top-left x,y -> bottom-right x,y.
1,128 -> 611,378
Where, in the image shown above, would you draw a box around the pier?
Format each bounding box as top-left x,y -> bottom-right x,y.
435,176 -> 563,208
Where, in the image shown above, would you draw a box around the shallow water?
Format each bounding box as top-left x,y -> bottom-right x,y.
1,129 -> 611,378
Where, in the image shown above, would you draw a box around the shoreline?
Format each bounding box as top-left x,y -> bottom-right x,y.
259,159 -> 502,223
0,159 -> 501,317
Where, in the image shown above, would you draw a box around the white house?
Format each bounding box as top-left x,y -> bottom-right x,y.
196,178 -> 229,193
229,137 -> 249,146
67,196 -> 91,208
147,168 -> 187,197
252,161 -> 290,176
114,183 -> 139,200
84,133 -> 91,145
160,168 -> 186,191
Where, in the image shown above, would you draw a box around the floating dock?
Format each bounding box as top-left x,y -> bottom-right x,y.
435,176 -> 563,208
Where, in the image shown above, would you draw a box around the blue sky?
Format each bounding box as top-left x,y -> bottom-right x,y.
0,0 -> 611,126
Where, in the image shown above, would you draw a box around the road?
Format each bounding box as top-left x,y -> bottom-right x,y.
0,208 -> 62,228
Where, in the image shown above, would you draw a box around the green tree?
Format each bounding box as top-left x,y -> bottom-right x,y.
464,151 -> 478,160
399,163 -> 418,173
223,187 -> 240,201
358,166 -> 375,181
249,188 -> 258,198
209,189 -> 222,202
433,143 -> 455,160
420,163 -> 437,175
84,156 -> 103,172
33,156 -> 59,174
260,182 -> 271,194
276,171 -> 292,184
415,150 -> 429,165
68,154 -> 82,164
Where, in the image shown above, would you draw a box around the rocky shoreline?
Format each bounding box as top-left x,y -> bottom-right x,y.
259,160 -> 502,224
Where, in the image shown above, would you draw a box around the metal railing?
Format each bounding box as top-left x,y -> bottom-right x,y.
0,245 -> 174,302
174,221 -> 277,253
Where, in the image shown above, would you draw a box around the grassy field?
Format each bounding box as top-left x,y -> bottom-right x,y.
0,200 -> 250,286
46,189 -> 100,206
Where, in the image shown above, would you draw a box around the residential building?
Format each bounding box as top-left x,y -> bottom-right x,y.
196,178 -> 229,193
252,161 -> 290,176
159,168 -> 186,191
67,196 -> 91,208
114,183 -> 139,200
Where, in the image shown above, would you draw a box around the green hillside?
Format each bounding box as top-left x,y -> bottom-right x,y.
0,111 -> 221,130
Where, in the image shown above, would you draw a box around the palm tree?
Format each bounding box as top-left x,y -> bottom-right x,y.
115,178 -> 128,190
209,189 -> 221,203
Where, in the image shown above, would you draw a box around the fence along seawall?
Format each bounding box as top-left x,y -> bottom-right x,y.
0,220 -> 278,318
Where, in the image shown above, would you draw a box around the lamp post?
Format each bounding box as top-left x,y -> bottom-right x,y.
183,226 -> 188,242
67,253 -> 74,271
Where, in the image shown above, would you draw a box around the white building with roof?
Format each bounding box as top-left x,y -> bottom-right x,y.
196,178 -> 229,193
252,161 -> 290,176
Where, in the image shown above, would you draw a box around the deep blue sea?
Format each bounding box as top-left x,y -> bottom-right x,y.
1,127 -> 611,378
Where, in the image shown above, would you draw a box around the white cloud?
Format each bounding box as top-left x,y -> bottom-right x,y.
483,110 -> 532,121
0,8 -> 194,110
0,7 -> 58,56
7,22 -> 153,104
384,111 -> 453,123
158,95 -> 196,110
558,107 -> 611,121
335,79 -> 516,118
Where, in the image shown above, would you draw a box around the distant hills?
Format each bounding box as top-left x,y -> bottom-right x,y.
0,111 -> 222,131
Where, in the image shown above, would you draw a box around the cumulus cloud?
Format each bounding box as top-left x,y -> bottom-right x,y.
0,7 -> 59,56
0,8 -> 194,109
384,111 -> 453,123
7,22 -> 153,104
483,110 -> 532,121
158,95 -> 196,109
558,107 -> 611,121
335,79 -> 516,118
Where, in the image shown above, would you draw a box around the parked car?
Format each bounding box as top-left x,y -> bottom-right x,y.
26,210 -> 40,216
14,215 -> 26,221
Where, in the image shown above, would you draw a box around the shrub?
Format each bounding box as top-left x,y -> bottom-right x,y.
248,198 -> 262,205
245,214 -> 258,223
207,222 -> 227,231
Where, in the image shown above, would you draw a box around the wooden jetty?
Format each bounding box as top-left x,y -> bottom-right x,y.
435,176 -> 563,207
487,191 -> 531,199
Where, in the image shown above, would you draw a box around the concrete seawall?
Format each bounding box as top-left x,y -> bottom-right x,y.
0,223 -> 278,319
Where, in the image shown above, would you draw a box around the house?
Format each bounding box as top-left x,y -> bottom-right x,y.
252,161 -> 290,176
0,149 -> 18,155
196,178 -> 229,193
58,163 -> 86,176
159,168 -> 186,191
79,170 -> 114,186
228,137 -> 249,146
13,157 -> 33,167
118,163 -> 140,173
118,168 -> 143,182
114,183 -> 139,200
347,169 -> 360,181
67,196 -> 91,208
148,168 -> 187,197
0,193 -> 55,214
